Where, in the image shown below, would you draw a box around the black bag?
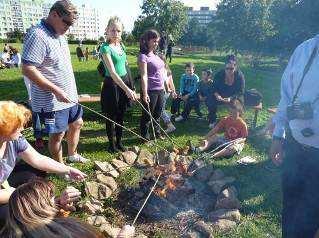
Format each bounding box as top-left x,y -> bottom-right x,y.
244,89 -> 262,106
97,61 -> 105,77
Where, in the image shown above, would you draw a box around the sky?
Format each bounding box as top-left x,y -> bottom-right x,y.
68,0 -> 221,34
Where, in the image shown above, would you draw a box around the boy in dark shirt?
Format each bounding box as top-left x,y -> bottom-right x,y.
198,69 -> 215,128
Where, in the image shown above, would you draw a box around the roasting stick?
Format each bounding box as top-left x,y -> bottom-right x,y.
146,102 -> 159,165
132,173 -> 162,226
70,100 -> 152,144
136,100 -> 177,147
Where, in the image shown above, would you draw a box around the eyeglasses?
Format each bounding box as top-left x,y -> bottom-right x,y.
61,18 -> 73,27
225,67 -> 235,71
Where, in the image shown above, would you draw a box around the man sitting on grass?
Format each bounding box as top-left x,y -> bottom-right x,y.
190,99 -> 248,159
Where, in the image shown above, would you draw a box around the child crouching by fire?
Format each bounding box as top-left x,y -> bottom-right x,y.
189,99 -> 248,159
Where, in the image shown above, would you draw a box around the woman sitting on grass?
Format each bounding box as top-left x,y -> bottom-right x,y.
0,101 -> 86,227
190,99 -> 248,159
0,179 -> 135,238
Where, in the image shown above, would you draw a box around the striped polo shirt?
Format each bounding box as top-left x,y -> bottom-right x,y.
22,20 -> 78,112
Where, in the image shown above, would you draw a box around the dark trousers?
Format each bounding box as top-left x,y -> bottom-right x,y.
282,134 -> 319,238
101,76 -> 130,145
140,90 -> 164,140
205,99 -> 219,124
166,51 -> 172,63
0,162 -> 46,228
171,93 -> 201,119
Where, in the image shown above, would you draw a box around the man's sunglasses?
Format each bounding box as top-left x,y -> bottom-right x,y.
226,67 -> 235,71
61,18 -> 73,27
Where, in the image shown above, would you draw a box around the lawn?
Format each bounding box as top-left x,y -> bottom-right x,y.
0,43 -> 283,237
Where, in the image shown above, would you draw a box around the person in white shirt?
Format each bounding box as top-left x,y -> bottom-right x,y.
270,34 -> 319,238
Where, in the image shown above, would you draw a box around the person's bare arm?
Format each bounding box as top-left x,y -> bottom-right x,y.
0,187 -> 15,204
20,146 -> 86,181
101,54 -> 136,100
139,61 -> 150,103
22,64 -> 70,103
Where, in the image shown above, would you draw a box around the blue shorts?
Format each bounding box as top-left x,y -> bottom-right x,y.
40,104 -> 83,134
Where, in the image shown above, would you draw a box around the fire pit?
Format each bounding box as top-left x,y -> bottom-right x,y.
81,147 -> 242,237
124,149 -> 242,236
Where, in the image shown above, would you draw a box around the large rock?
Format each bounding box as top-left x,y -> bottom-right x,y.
99,222 -> 121,238
112,159 -> 130,173
194,166 -> 214,182
193,221 -> 214,238
212,219 -> 236,231
215,186 -> 241,210
136,148 -> 154,167
210,169 -> 225,181
96,174 -> 118,191
119,151 -> 137,165
207,209 -> 241,223
79,199 -> 104,215
156,149 -> 170,164
207,176 -> 236,194
86,215 -> 107,226
94,161 -> 119,178
85,181 -> 113,200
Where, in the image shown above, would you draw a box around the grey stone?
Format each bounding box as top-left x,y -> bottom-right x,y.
183,231 -> 201,238
207,176 -> 236,194
193,221 -> 214,238
156,149 -> 170,164
210,169 -> 225,181
85,181 -> 112,200
94,161 -> 119,178
212,219 -> 236,231
215,186 -> 241,210
99,223 -> 121,238
86,215 -> 107,227
188,160 -> 205,174
120,151 -> 137,165
96,174 -> 118,191
194,166 -> 214,182
136,148 -> 154,167
111,159 -> 130,173
207,209 -> 241,223
79,199 -> 104,215
129,145 -> 140,154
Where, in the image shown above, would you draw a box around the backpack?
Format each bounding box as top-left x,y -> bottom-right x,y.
244,89 -> 263,106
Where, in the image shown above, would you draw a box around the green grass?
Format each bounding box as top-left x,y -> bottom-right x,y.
0,43 -> 283,237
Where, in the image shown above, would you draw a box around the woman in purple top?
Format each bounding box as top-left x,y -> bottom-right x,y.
138,29 -> 165,140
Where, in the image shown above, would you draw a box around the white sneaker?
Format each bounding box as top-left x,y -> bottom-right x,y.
175,115 -> 184,122
208,123 -> 216,129
165,123 -> 176,133
67,154 -> 89,163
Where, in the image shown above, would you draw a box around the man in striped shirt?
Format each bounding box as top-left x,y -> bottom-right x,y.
21,0 -> 87,164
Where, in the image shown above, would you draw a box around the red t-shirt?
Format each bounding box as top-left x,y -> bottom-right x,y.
215,116 -> 248,140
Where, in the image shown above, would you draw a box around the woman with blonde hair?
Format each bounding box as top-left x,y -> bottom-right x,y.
0,101 -> 86,227
100,16 -> 137,153
0,179 -> 135,238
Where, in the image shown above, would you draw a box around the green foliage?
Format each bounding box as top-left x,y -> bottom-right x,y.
132,0 -> 188,41
6,28 -> 24,42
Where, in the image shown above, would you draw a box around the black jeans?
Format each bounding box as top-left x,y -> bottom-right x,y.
0,162 -> 46,229
281,134 -> 319,238
171,93 -> 201,119
140,90 -> 164,140
101,75 -> 130,145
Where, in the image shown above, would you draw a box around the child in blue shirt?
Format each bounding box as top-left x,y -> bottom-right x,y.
172,62 -> 202,121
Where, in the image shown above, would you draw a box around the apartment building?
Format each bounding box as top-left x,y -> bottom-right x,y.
187,6 -> 216,26
0,0 -> 101,40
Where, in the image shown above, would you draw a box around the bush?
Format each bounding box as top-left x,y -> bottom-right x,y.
0,38 -> 20,43
68,39 -> 98,45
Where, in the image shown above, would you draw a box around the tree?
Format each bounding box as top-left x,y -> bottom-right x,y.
213,0 -> 275,55
6,28 -> 24,41
132,0 -> 188,42
179,18 -> 205,47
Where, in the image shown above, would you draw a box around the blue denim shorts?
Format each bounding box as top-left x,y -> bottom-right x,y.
40,104 -> 83,134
